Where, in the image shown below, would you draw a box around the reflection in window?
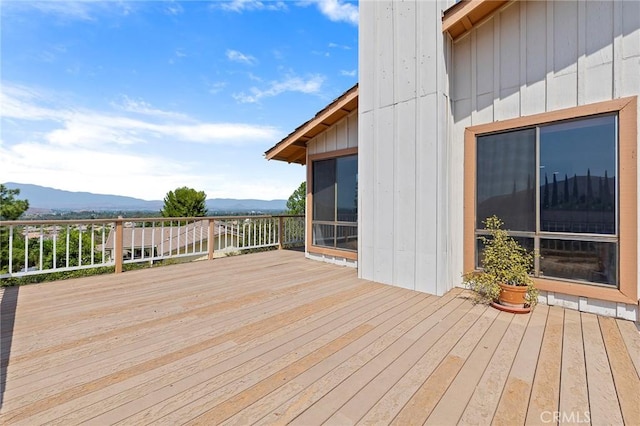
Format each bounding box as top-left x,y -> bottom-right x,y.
539,115 -> 616,234
312,155 -> 357,251
313,159 -> 336,222
475,114 -> 618,287
477,129 -> 536,231
540,239 -> 617,286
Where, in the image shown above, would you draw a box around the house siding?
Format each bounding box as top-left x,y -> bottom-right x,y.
359,0 -> 456,294
451,0 -> 639,320
358,0 -> 638,320
307,111 -> 358,156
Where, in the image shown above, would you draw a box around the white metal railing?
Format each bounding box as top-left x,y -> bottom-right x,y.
0,215 -> 304,279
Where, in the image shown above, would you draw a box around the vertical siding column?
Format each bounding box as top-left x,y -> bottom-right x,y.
358,0 -> 376,280
612,0 -> 622,99
545,0 -> 554,112
372,0 -> 395,285
392,0 -> 417,290
577,0 -> 586,105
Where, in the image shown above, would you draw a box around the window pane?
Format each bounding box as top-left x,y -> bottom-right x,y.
539,239 -> 617,286
313,159 -> 335,221
313,223 -> 335,247
477,129 -> 536,231
539,115 -> 616,234
336,225 -> 357,251
336,155 -> 358,223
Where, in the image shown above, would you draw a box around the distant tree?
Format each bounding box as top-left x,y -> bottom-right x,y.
603,170 -> 612,209
286,182 -> 306,215
563,174 -> 569,204
543,174 -> 549,209
0,185 -> 30,273
572,173 -> 579,203
586,169 -> 593,209
598,177 -> 604,208
551,173 -> 558,207
160,187 -> 207,218
0,184 -> 29,220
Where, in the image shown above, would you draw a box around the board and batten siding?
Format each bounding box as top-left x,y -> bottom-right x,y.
451,0 -> 639,320
306,110 -> 358,267
359,0 -> 456,295
306,110 -> 358,156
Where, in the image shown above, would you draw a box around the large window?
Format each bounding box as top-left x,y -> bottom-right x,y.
312,154 -> 357,251
476,114 -> 618,287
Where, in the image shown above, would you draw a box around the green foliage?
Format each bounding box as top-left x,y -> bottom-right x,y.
463,215 -> 538,306
0,225 -> 101,275
161,187 -> 207,218
0,184 -> 29,220
286,182 -> 306,215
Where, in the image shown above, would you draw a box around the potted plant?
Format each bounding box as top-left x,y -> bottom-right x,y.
463,215 -> 538,313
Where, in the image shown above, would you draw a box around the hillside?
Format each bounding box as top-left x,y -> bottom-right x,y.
3,182 -> 287,213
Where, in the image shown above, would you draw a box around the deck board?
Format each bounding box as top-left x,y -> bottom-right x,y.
0,249 -> 638,425
582,312 -> 623,425
525,306 -> 564,424
599,316 -> 640,424
457,310 -> 529,425
559,309 -> 589,425
425,310 -> 512,425
488,303 -> 548,426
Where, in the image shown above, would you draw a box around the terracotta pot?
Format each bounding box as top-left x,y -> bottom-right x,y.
497,282 -> 528,308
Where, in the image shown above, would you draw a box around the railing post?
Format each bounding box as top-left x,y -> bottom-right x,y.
115,219 -> 123,274
278,216 -> 284,250
208,218 -> 215,260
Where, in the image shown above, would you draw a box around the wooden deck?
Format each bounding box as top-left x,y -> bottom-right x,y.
1,249 -> 638,425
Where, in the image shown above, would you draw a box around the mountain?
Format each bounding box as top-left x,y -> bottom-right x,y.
3,182 -> 287,212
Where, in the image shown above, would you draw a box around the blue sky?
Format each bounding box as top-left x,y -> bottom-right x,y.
0,0 -> 358,201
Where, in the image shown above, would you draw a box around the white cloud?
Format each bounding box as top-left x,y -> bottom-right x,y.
168,49 -> 187,65
3,1 -> 134,22
111,95 -> 192,121
340,69 -> 356,77
233,74 -> 325,104
164,2 -> 184,16
0,139 -> 301,201
1,83 -> 279,147
312,0 -> 358,25
0,83 -> 289,200
247,72 -> 263,82
312,50 -> 331,57
226,49 -> 258,65
218,0 -> 287,13
207,81 -> 227,95
0,141 -> 201,200
328,42 -> 351,50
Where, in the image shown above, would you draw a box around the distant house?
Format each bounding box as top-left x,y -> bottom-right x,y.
102,220 -> 240,261
266,0 -> 639,321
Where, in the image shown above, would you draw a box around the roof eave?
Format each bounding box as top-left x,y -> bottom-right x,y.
442,0 -> 511,41
265,84 -> 359,165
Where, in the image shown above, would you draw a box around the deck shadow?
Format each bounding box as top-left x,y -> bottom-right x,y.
0,285 -> 19,410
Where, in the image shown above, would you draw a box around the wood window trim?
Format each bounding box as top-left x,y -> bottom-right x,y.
306,147 -> 358,261
464,97 -> 637,305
